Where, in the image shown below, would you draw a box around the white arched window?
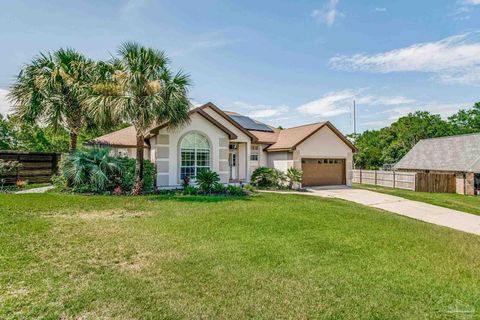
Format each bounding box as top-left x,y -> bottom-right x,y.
180,132 -> 211,179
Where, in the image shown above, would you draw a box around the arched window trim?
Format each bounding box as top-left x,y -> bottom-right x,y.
179,132 -> 211,180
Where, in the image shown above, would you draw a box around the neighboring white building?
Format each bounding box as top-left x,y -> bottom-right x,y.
89,102 -> 357,187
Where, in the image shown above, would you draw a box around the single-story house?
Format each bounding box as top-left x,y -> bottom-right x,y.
89,102 -> 357,188
394,133 -> 480,195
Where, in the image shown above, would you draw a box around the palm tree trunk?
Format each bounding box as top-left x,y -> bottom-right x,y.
132,134 -> 144,195
69,131 -> 78,153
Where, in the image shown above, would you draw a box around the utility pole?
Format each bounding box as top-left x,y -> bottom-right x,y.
353,100 -> 356,136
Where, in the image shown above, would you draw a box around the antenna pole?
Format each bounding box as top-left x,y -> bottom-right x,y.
353,100 -> 356,135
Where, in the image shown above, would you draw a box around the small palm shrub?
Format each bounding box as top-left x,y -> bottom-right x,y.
62,146 -> 122,193
57,147 -> 155,194
286,167 -> 303,189
272,168 -> 287,188
195,170 -> 220,194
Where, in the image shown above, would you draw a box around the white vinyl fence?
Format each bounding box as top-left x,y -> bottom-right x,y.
352,170 -> 416,191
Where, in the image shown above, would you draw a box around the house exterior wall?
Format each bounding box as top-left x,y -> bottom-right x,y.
294,126 -> 354,186
202,106 -> 252,182
267,151 -> 293,168
151,113 -> 230,187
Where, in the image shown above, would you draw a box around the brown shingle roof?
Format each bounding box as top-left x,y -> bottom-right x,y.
249,127 -> 281,144
395,133 -> 480,172
88,103 -> 356,152
88,126 -> 149,148
265,122 -> 326,150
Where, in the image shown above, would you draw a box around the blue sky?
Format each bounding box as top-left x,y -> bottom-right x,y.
1,0 -> 480,134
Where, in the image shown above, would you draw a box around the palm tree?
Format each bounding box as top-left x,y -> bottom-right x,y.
8,48 -> 94,152
89,42 -> 191,194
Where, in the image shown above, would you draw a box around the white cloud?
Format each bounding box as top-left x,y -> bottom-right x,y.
375,7 -> 387,12
311,0 -> 343,27
461,0 -> 480,5
172,30 -> 241,56
0,89 -> 12,116
297,89 -> 415,118
330,32 -> 480,85
231,101 -> 290,119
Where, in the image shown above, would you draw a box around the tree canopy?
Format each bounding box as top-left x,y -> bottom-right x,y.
352,104 -> 480,169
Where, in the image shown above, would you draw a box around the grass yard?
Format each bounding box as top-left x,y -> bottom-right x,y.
1,193 -> 480,319
354,183 -> 480,216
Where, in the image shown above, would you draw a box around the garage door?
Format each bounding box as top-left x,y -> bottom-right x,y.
301,158 -> 345,187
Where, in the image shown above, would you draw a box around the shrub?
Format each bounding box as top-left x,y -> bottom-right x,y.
286,167 -> 303,189
0,160 -> 21,177
251,167 -> 276,188
244,184 -> 256,193
183,185 -> 198,195
57,147 -> 155,194
0,160 -> 21,191
119,158 -> 155,194
251,167 -> 286,189
226,185 -> 247,196
212,182 -> 226,194
196,170 -> 220,194
62,146 -> 122,193
272,168 -> 287,188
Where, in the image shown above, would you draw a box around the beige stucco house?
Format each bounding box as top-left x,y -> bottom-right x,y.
90,102 -> 357,188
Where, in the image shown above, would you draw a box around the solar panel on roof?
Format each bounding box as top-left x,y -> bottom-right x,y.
229,115 -> 273,132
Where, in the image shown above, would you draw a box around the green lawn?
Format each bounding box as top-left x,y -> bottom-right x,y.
1,193 -> 480,319
354,183 -> 480,216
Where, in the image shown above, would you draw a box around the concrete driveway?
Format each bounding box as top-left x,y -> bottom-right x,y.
305,186 -> 480,236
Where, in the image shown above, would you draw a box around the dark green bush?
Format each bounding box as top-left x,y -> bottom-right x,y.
119,158 -> 155,194
226,185 -> 247,196
183,185 -> 199,195
212,182 -> 226,194
196,170 -> 220,194
251,167 -> 286,189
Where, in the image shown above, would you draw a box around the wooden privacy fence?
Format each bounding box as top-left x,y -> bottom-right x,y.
353,170 -> 416,190
353,169 -> 457,193
415,172 -> 456,193
0,151 -> 61,185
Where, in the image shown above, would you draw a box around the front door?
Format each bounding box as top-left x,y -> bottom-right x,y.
229,144 -> 238,180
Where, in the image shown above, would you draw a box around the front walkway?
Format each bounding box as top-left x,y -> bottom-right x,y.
15,185 -> 55,194
269,187 -> 480,236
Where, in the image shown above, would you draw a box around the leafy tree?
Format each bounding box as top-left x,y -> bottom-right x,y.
9,48 -> 94,152
448,102 -> 480,134
89,42 -> 191,194
353,111 -> 454,169
0,114 -> 17,150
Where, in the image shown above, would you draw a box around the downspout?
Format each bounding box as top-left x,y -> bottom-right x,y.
464,173 -> 467,195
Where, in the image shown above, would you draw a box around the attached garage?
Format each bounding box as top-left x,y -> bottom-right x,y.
301,158 -> 346,187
